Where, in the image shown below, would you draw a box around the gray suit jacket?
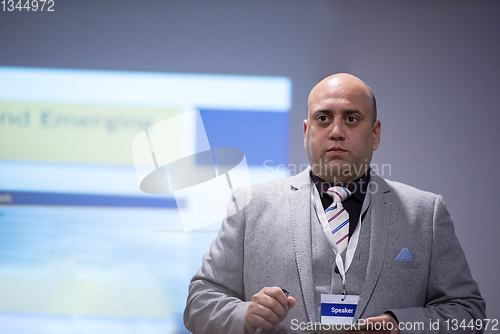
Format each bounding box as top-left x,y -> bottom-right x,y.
184,167 -> 485,333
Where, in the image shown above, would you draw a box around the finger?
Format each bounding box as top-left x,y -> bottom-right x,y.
254,290 -> 287,318
262,287 -> 290,310
287,296 -> 296,309
251,304 -> 281,325
363,315 -> 395,334
251,296 -> 285,322
248,293 -> 281,325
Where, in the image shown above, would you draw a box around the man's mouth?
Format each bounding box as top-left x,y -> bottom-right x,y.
327,147 -> 346,152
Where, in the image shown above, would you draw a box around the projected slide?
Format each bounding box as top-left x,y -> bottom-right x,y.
0,67 -> 291,334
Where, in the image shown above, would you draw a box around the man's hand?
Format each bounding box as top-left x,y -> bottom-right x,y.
245,287 -> 296,334
346,313 -> 400,334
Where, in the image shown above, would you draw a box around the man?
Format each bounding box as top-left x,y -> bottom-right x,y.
184,74 -> 485,333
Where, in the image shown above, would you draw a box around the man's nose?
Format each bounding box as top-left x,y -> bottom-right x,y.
328,120 -> 345,141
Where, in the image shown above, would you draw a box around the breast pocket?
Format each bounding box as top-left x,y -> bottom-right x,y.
389,247 -> 420,269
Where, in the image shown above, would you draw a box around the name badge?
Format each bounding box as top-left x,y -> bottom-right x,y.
321,294 -> 360,325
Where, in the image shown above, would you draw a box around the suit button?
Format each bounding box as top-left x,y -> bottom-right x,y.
334,266 -> 340,274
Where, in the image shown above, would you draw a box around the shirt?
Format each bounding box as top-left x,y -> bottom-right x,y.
310,169 -> 370,238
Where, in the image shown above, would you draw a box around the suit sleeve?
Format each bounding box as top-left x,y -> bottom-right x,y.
389,195 -> 486,333
183,188 -> 250,334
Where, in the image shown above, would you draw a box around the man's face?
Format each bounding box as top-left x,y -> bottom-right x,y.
303,74 -> 381,184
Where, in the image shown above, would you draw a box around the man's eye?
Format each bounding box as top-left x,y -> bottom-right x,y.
347,116 -> 356,123
319,116 -> 328,122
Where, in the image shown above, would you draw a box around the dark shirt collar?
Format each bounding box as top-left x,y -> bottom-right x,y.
310,169 -> 370,203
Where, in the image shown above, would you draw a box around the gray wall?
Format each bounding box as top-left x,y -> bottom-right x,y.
328,2 -> 500,323
1,0 -> 499,324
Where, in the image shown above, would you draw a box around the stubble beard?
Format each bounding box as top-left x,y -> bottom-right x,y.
312,158 -> 368,185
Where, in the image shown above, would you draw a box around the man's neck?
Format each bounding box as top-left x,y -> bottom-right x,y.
310,169 -> 371,200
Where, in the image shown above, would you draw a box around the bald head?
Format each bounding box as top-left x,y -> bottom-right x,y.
308,73 -> 377,123
303,73 -> 381,184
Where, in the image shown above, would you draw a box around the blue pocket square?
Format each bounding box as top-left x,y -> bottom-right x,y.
394,248 -> 413,262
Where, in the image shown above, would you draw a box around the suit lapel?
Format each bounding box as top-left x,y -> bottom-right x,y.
288,167 -> 316,322
355,174 -> 393,318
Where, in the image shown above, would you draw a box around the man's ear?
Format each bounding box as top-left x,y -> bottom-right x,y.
303,119 -> 308,147
372,120 -> 381,151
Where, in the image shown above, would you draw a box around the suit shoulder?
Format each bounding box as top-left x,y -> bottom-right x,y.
230,172 -> 309,213
382,178 -> 440,205
375,177 -> 447,220
233,172 -> 304,197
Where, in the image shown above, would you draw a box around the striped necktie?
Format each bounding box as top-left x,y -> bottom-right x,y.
324,186 -> 352,254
